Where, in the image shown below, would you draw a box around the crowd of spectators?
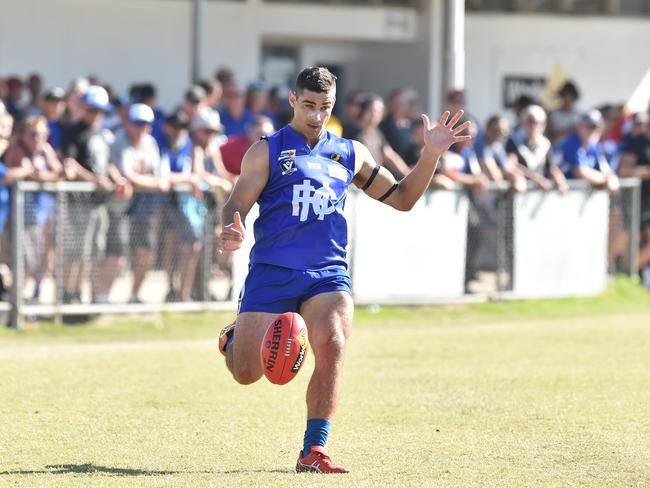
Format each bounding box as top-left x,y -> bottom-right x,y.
1,70 -> 649,309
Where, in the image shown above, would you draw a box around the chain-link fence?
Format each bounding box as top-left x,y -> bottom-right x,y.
2,178 -> 642,327
7,181 -> 235,327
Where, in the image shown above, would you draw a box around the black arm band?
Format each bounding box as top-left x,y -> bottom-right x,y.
378,183 -> 399,202
360,165 -> 380,191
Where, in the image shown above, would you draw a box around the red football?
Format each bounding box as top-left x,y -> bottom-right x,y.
260,312 -> 309,385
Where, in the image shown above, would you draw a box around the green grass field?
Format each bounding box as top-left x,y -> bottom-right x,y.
1,279 -> 650,487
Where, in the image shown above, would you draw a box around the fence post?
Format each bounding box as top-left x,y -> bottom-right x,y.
628,179 -> 641,278
494,189 -> 508,299
54,187 -> 65,324
9,183 -> 25,329
201,191 -> 213,305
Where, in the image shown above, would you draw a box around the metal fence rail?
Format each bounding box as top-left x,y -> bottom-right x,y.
2,178 -> 641,328
7,181 -> 236,329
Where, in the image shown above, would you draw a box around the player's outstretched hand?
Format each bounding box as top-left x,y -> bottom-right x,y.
220,211 -> 245,252
422,110 -> 472,155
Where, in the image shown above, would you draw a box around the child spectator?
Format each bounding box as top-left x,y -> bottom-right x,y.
553,109 -> 619,193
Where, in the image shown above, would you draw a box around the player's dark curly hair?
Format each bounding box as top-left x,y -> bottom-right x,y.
295,67 -> 337,95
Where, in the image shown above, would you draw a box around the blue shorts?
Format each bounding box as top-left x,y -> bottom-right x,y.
239,263 -> 352,314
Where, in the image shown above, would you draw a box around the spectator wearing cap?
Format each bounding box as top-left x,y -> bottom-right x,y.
191,109 -> 234,299
219,83 -> 254,137
159,110 -> 203,302
619,111 -> 650,287
41,88 -> 66,152
191,109 -> 233,192
220,114 -> 275,177
3,76 -> 24,123
60,85 -> 115,306
553,109 -> 619,194
182,85 -> 207,124
505,105 -> 568,193
353,94 -> 411,179
99,103 -> 169,304
163,109 -> 228,302
379,88 -> 413,162
548,81 -> 581,144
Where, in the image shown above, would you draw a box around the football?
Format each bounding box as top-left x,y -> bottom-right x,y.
260,312 -> 309,385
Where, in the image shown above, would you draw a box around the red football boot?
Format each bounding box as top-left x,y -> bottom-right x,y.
218,321 -> 236,357
295,446 -> 349,474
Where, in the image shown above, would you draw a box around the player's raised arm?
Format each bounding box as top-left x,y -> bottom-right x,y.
220,139 -> 270,251
352,110 -> 471,211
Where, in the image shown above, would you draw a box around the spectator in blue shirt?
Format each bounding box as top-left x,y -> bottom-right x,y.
553,110 -> 619,193
0,159 -> 36,301
0,105 -> 13,160
439,116 -> 487,195
474,115 -> 509,184
134,83 -> 166,150
159,111 -> 204,302
42,88 -> 66,153
219,83 -> 254,137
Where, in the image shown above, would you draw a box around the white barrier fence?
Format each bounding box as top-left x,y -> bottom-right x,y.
4,179 -> 641,328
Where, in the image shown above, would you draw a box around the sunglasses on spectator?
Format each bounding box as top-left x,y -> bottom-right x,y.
524,117 -> 544,126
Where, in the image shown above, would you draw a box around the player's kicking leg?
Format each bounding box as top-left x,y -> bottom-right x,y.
295,291 -> 353,474
221,311 -> 277,384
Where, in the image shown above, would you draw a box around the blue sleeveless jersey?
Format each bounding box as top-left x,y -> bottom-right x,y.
250,124 -> 356,270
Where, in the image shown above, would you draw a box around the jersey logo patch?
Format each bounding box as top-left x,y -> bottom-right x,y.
280,158 -> 297,175
292,179 -> 342,222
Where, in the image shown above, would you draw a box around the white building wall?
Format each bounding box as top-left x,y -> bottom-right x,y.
464,13 -> 650,124
0,0 -> 415,111
0,0 -> 194,110
1,1 -> 648,120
